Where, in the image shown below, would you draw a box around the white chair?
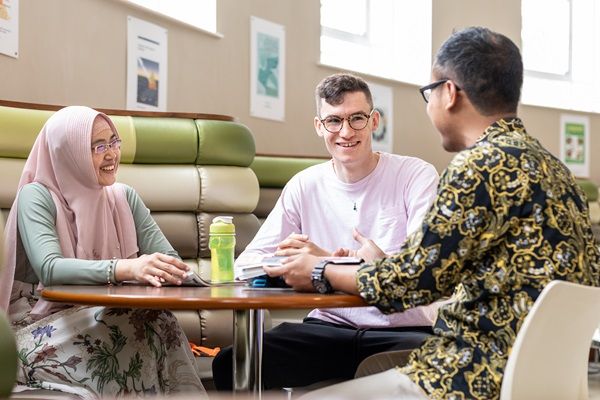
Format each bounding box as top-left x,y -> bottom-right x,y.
500,280 -> 600,400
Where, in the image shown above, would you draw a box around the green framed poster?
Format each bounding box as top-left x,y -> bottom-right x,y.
250,16 -> 285,121
560,114 -> 590,177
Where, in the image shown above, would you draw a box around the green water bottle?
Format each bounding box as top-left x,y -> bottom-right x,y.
209,216 -> 236,283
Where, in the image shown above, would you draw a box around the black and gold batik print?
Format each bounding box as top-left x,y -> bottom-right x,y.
357,118 -> 600,400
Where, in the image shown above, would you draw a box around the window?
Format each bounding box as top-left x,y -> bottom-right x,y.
522,0 -> 571,76
521,0 -> 600,113
126,0 -> 217,34
320,0 -> 432,85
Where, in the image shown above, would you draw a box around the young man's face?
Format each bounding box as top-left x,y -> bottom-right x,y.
314,91 -> 378,166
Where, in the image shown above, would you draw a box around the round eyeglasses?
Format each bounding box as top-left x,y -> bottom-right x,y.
92,139 -> 122,154
419,79 -> 461,103
319,109 -> 374,133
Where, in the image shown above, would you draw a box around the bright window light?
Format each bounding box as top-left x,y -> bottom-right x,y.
521,0 -> 600,113
127,0 -> 217,33
522,0 -> 570,76
320,0 -> 432,85
321,0 -> 368,36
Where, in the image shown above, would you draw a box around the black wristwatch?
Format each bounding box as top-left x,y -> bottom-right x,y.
312,260 -> 334,294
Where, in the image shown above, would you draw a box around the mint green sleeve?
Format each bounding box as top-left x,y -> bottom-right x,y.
123,185 -> 180,259
17,183 -> 180,286
17,183 -> 109,285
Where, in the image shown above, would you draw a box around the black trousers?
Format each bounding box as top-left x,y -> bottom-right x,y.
211,317 -> 432,391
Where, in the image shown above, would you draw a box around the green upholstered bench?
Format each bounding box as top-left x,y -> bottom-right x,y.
250,154 -> 328,224
0,100 -> 264,388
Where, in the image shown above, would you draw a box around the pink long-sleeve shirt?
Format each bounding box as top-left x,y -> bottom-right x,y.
237,152 -> 440,328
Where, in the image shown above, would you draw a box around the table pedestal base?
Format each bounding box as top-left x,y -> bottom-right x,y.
233,309 -> 265,397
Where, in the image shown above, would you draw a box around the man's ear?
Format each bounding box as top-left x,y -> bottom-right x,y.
314,116 -> 325,137
444,81 -> 460,111
370,109 -> 380,133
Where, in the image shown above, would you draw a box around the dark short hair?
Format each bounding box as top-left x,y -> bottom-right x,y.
315,73 -> 373,116
434,27 -> 523,115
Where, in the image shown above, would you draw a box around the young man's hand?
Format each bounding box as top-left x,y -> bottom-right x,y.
332,229 -> 386,262
264,253 -> 320,291
264,253 -> 361,294
275,233 -> 330,257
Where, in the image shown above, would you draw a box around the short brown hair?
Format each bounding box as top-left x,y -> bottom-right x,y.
315,73 -> 373,116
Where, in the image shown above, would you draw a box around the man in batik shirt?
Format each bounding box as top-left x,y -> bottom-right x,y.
266,27 -> 600,400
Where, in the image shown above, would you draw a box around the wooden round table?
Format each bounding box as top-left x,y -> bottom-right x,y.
42,284 -> 366,396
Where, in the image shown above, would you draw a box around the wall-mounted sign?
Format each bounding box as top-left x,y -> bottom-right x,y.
127,16 -> 168,111
0,0 -> 19,58
250,16 -> 286,121
368,81 -> 394,154
560,114 -> 590,177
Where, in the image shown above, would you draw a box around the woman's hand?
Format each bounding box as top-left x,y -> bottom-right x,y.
114,253 -> 190,287
275,233 -> 331,257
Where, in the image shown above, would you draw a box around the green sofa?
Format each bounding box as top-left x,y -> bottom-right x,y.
0,100 -> 263,390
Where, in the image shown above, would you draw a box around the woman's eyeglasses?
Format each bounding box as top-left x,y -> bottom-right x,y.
92,139 -> 122,154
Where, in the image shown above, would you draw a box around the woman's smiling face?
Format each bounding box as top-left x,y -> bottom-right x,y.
91,117 -> 120,186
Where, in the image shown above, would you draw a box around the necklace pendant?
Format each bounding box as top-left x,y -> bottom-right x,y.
353,202 -> 357,211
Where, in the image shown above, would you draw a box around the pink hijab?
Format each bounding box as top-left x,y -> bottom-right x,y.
1,106 -> 138,313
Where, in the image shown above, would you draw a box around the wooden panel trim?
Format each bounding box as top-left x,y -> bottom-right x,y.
0,99 -> 235,121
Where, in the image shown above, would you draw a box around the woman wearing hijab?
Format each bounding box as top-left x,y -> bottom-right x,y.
0,106 -> 207,399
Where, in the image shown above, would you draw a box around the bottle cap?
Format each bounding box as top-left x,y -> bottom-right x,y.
210,216 -> 235,234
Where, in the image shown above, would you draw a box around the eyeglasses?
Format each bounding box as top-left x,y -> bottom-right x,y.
319,109 -> 374,133
92,138 -> 122,154
419,79 -> 461,103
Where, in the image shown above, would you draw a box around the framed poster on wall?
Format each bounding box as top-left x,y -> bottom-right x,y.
367,81 -> 394,153
250,16 -> 285,121
0,0 -> 18,58
560,114 -> 590,178
127,16 -> 168,111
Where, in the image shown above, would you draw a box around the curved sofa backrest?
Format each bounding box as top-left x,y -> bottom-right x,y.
0,101 -> 261,279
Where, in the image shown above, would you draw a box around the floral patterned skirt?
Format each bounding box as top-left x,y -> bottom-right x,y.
14,305 -> 207,399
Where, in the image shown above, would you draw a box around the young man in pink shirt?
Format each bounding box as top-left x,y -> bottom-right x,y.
212,73 -> 440,390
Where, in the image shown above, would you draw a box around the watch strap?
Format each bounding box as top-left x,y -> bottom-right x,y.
312,260 -> 334,294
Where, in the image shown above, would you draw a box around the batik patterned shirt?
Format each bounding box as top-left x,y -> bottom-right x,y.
357,118 -> 600,400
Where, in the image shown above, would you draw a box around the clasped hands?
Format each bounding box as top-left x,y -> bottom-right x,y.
263,228 -> 385,292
